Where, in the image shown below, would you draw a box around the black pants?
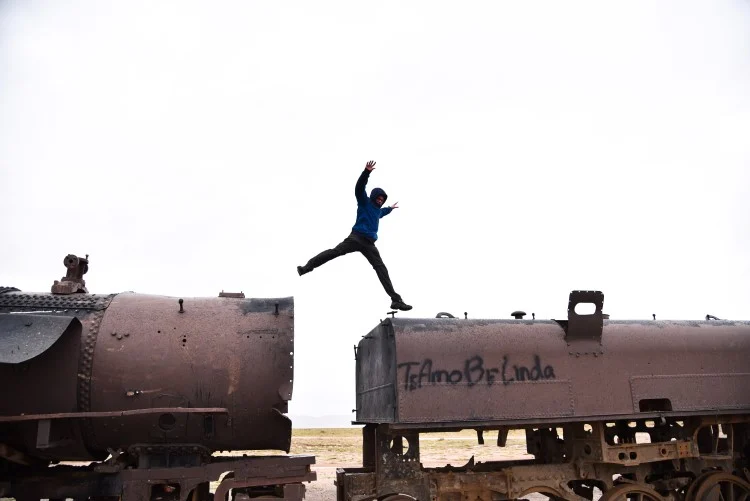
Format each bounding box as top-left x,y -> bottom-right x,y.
303,231 -> 402,302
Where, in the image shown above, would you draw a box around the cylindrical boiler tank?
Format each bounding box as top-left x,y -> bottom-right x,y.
0,289 -> 295,462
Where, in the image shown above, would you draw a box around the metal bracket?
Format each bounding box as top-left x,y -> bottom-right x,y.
51,254 -> 89,294
564,291 -> 604,356
566,290 -> 604,342
0,407 -> 229,423
36,420 -> 51,449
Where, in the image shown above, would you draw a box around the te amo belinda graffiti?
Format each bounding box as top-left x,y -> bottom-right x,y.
397,355 -> 556,391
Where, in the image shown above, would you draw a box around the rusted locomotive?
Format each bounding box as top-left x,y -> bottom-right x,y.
0,255 -> 314,501
3,256 -> 750,501
337,291 -> 750,501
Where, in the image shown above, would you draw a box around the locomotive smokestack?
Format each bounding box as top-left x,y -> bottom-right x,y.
511,311 -> 526,320
51,254 -> 89,294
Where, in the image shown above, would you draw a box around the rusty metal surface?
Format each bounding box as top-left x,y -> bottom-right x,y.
564,290 -> 605,355
396,378 -> 574,422
355,322 -> 398,423
0,303 -> 93,460
51,253 -> 89,294
389,318 -> 571,424
0,255 -> 307,500
0,291 -> 114,310
344,285 -> 750,501
630,373 -> 750,411
1,288 -> 296,460
0,284 -> 118,456
356,295 -> 750,427
3,454 -> 315,501
89,292 -> 295,453
0,314 -> 80,363
565,290 -> 604,342
338,415 -> 750,501
212,455 -> 316,501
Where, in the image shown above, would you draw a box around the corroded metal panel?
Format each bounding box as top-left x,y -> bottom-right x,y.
0,292 -> 113,310
0,314 -> 80,363
356,315 -> 750,426
91,293 -> 295,453
0,289 -> 296,460
4,454 -> 315,501
585,321 -> 750,418
356,323 -> 397,423
397,379 -> 574,421
391,319 -> 572,424
566,290 -> 604,343
0,308 -> 91,460
630,373 -> 750,412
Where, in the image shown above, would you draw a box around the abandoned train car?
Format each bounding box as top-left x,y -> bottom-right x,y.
337,291 -> 750,501
0,255 -> 314,501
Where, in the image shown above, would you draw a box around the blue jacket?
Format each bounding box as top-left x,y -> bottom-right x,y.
351,169 -> 392,242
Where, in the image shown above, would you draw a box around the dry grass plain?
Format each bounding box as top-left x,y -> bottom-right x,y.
282,428 -> 530,501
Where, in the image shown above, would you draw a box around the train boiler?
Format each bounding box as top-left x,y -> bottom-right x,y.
337,291 -> 750,501
0,255 -> 315,501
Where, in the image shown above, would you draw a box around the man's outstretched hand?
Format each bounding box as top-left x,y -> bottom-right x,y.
365,160 -> 376,171
389,201 -> 399,209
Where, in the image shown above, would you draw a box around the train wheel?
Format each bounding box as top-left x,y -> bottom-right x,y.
685,471 -> 724,501
690,472 -> 750,501
601,483 -> 666,501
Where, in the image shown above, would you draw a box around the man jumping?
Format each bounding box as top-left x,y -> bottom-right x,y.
297,160 -> 412,311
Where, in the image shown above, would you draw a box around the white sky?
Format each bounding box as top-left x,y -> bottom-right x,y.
1,1 -> 749,418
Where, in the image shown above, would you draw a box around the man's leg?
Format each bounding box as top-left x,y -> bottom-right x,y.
359,243 -> 412,310
298,236 -> 358,275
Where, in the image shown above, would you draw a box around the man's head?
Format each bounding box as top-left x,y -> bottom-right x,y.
370,188 -> 388,207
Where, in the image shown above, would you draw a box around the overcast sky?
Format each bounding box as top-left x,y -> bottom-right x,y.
1,1 -> 749,420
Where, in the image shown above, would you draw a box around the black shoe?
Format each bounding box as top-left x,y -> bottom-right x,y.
390,300 -> 412,311
297,265 -> 309,276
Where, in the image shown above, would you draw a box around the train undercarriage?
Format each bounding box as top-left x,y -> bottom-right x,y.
336,415 -> 750,501
0,451 -> 316,501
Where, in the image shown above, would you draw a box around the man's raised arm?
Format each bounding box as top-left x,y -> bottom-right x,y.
355,160 -> 376,204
